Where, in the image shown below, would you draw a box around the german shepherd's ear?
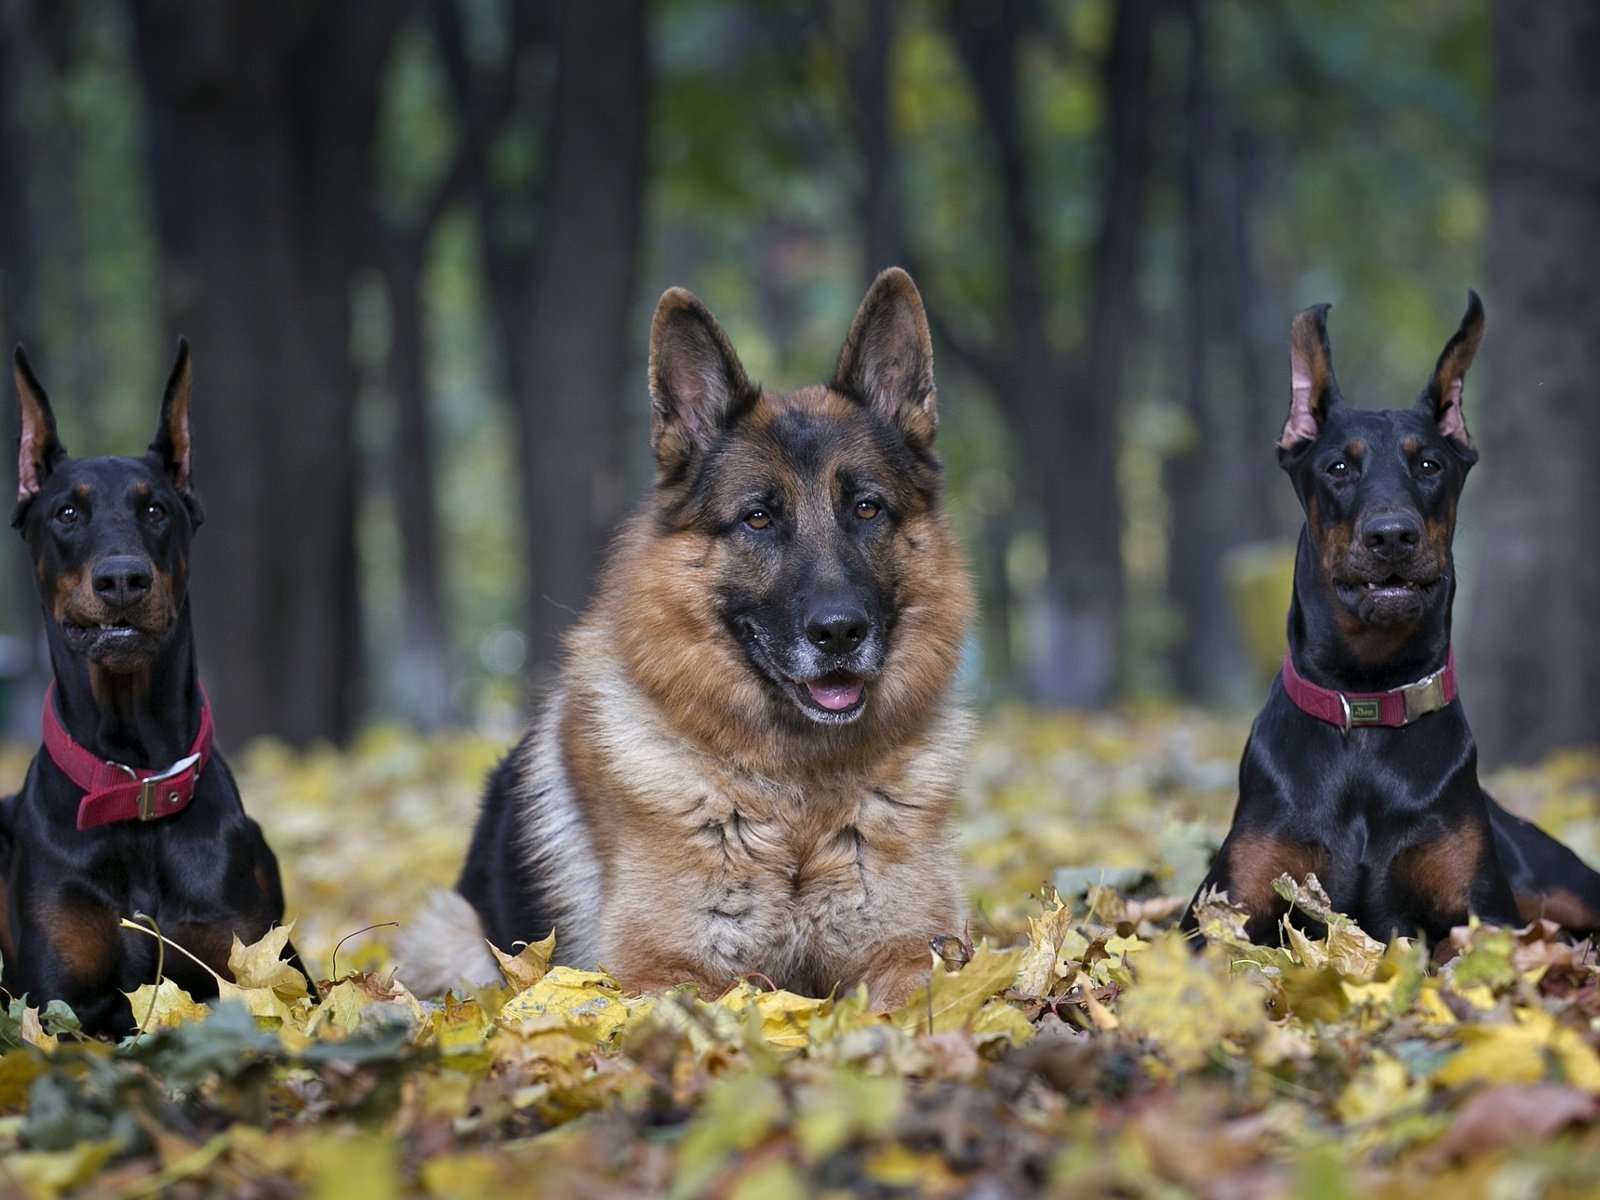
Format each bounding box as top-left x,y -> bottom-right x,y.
1278,303 -> 1342,458
13,345 -> 66,518
833,267 -> 936,451
648,288 -> 755,475
1415,290 -> 1483,457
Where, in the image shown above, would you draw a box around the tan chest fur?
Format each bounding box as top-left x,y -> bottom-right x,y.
559,646 -> 968,999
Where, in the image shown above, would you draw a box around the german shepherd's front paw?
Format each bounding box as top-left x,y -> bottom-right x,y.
864,955 -> 934,1012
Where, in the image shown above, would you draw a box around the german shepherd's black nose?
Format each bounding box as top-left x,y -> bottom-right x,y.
1360,512 -> 1422,561
92,556 -> 154,607
806,604 -> 868,654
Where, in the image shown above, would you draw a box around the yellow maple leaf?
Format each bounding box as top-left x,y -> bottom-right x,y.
889,944 -> 1022,1036
217,978 -> 297,1023
126,979 -> 210,1030
431,993 -> 492,1056
306,976 -> 426,1038
970,997 -> 1036,1044
228,923 -> 309,1000
489,929 -> 557,992
1014,890 -> 1076,997
18,1007 -> 57,1053
498,966 -> 636,1042
713,981 -> 828,1049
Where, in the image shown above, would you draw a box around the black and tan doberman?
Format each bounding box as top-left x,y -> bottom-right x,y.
0,342 -> 301,1035
1187,294 -> 1600,945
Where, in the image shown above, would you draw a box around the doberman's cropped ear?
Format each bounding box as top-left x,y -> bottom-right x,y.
1416,290 -> 1483,455
149,338 -> 204,525
149,338 -> 199,492
14,345 -> 65,515
833,267 -> 937,452
648,288 -> 756,477
1279,303 -> 1342,455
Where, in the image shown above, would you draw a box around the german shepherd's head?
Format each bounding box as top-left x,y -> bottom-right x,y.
598,269 -> 971,760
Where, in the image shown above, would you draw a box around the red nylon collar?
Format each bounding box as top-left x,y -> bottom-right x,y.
1280,649 -> 1456,732
41,680 -> 215,831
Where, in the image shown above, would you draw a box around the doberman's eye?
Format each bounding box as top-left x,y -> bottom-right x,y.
1416,457 -> 1441,477
144,501 -> 168,522
54,504 -> 79,525
1326,460 -> 1349,477
854,499 -> 881,521
743,509 -> 772,531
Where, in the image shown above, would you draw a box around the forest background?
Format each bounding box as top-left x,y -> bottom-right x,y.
0,0 -> 1595,767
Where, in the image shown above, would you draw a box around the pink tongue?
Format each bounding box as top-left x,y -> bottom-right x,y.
806,674 -> 864,711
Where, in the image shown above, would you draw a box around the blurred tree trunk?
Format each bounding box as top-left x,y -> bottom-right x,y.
0,3 -> 47,737
130,1 -> 398,746
850,0 -> 900,282
375,235 -> 453,729
438,0 -> 647,690
948,0 -> 1155,706
518,0 -> 647,685
364,33 -> 521,731
0,11 -> 33,351
1166,0 -> 1237,701
1221,127 -> 1285,544
1462,0 -> 1600,763
1054,0 -> 1153,706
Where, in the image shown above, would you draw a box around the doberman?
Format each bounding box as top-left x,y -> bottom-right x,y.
0,342 -> 302,1036
1186,293 -> 1600,947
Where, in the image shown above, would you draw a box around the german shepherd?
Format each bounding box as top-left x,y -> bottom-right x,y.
399,269 -> 973,1007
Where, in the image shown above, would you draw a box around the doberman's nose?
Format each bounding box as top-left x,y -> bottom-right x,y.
92,556 -> 153,607
1360,513 -> 1422,562
806,604 -> 869,655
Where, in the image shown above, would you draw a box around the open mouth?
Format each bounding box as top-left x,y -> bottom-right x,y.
788,670 -> 868,724
729,617 -> 877,726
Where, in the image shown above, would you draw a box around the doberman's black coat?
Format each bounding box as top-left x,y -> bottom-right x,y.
1186,294 -> 1600,946
0,343 -> 300,1036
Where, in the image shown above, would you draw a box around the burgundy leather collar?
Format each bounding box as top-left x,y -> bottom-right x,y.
1281,649 -> 1457,733
41,681 -> 215,831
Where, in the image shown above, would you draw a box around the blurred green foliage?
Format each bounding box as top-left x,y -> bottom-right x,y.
0,0 -> 1491,720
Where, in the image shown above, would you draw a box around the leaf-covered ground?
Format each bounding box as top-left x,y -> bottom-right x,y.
3,709 -> 1600,1198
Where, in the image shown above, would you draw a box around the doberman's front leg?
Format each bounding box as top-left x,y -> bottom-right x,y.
1186,827 -> 1330,945
13,895 -> 135,1037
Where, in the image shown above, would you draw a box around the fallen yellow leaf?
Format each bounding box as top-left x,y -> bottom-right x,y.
228,923 -> 310,1000
490,929 -> 557,991
125,979 -> 210,1030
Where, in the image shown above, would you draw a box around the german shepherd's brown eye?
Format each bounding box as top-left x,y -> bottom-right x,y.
854,500 -> 881,521
743,509 -> 771,531
1416,457 -> 1441,477
54,504 -> 79,525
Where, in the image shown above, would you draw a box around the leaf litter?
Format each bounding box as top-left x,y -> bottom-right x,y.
0,712 -> 1598,1196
